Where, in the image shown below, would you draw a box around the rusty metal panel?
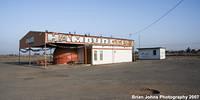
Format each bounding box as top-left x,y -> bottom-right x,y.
20,31 -> 46,49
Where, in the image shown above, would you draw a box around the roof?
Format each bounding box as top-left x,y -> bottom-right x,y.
28,31 -> 134,41
137,47 -> 166,50
20,31 -> 134,49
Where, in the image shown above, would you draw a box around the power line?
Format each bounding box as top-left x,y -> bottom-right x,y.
133,0 -> 184,34
111,0 -> 184,37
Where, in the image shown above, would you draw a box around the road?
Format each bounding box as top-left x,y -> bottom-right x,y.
0,56 -> 200,100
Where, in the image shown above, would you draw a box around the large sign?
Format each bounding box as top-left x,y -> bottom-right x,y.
47,33 -> 133,46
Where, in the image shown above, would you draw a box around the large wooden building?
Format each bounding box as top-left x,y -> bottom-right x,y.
20,31 -> 134,65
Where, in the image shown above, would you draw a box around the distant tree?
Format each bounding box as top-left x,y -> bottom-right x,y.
186,47 -> 191,53
191,49 -> 197,54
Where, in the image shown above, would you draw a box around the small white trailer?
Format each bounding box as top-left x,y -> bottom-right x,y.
138,47 -> 166,60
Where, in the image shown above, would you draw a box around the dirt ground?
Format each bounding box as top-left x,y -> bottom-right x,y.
0,56 -> 200,100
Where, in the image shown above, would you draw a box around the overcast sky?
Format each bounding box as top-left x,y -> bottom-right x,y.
0,0 -> 200,54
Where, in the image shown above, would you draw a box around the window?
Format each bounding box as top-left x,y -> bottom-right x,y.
153,50 -> 156,55
104,40 -> 107,43
100,51 -> 103,61
94,50 -> 97,61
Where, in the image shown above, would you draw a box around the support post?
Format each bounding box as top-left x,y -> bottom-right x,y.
84,45 -> 87,64
44,43 -> 47,69
44,31 -> 48,69
18,48 -> 20,64
28,47 -> 31,66
50,48 -> 52,63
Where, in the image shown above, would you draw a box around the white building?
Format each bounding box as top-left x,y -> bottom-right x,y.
92,46 -> 133,65
138,47 -> 166,60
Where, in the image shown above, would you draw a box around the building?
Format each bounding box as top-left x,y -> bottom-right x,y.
19,31 -> 134,65
137,47 -> 166,60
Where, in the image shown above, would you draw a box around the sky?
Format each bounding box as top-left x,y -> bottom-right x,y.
0,0 -> 200,54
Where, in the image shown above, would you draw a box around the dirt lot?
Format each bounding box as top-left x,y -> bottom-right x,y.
0,56 -> 200,100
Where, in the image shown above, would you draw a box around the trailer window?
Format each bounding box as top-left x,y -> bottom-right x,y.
94,50 -> 97,61
153,50 -> 156,55
100,51 -> 103,61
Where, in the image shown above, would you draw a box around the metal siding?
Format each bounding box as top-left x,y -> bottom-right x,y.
20,31 -> 45,49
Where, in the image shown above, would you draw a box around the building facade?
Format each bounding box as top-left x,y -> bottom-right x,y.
92,46 -> 132,65
20,31 -> 134,65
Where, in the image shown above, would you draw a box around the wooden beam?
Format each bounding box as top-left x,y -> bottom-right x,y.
28,47 -> 31,66
44,43 -> 47,69
18,48 -> 20,64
